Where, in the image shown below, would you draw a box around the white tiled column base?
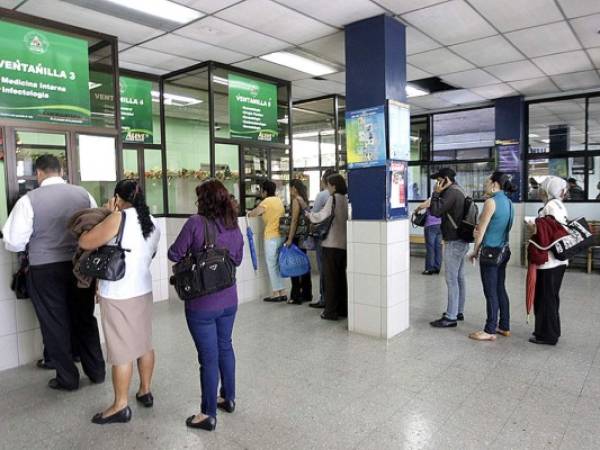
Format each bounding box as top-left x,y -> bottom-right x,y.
347,220 -> 410,339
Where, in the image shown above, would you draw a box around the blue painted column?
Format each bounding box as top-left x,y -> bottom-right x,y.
345,15 -> 410,339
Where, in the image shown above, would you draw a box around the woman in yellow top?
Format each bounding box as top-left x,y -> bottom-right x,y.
248,180 -> 286,302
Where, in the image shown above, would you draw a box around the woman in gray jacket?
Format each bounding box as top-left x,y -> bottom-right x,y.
307,174 -> 349,321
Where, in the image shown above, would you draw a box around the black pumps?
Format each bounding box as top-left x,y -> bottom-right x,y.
186,415 -> 216,431
136,392 -> 154,408
91,406 -> 132,425
217,399 -> 236,413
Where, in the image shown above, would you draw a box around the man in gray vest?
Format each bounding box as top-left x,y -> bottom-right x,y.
2,155 -> 105,390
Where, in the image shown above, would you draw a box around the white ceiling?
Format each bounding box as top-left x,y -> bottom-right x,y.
6,0 -> 600,111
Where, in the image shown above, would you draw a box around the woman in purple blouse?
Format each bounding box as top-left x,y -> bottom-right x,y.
415,198 -> 442,275
168,179 -> 243,432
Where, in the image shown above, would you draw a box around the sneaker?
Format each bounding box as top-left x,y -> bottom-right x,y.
457,313 -> 464,321
430,317 -> 457,328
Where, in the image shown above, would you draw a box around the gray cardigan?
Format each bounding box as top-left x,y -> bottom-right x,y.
308,193 -> 348,250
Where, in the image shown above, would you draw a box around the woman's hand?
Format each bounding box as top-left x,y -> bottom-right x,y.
104,196 -> 118,211
468,251 -> 478,264
284,239 -> 293,248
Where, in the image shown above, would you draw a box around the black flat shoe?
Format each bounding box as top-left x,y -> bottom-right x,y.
48,378 -> 78,391
430,317 -> 457,328
457,313 -> 464,321
309,302 -> 325,308
263,296 -> 278,302
91,406 -> 132,425
528,337 -> 557,346
320,312 -> 338,321
136,392 -> 154,408
36,359 -> 54,370
186,415 -> 216,431
217,399 -> 235,413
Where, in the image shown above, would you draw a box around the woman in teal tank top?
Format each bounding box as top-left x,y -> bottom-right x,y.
468,172 -> 516,342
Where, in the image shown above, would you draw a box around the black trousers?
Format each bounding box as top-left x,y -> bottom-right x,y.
322,247 -> 347,318
534,265 -> 566,344
27,261 -> 105,389
290,242 -> 312,302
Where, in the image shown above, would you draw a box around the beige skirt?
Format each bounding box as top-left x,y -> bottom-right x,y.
99,292 -> 153,365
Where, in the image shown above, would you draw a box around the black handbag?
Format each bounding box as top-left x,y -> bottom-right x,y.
550,217 -> 594,261
11,252 -> 29,299
309,194 -> 336,240
171,217 -> 236,301
479,203 -> 513,266
278,214 -> 309,238
79,211 -> 128,281
411,211 -> 427,228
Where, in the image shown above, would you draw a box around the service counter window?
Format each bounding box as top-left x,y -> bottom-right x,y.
163,69 -> 209,215
144,149 -> 164,214
410,117 -> 429,162
528,156 -> 590,202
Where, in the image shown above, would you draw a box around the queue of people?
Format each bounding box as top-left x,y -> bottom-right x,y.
1,154 -> 578,436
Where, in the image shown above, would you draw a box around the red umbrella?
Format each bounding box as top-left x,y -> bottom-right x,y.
526,264 -> 537,323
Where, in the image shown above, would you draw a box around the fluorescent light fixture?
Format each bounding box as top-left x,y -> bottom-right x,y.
294,129 -> 335,139
151,90 -> 202,106
103,0 -> 202,24
260,51 -> 337,76
540,138 -> 550,144
212,76 -> 229,86
528,133 -> 539,138
406,84 -> 429,98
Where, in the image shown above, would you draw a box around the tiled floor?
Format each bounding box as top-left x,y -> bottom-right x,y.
1,258 -> 600,450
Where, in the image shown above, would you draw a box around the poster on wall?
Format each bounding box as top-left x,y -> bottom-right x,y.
496,143 -> 522,202
346,105 -> 386,169
0,20 -> 90,125
388,100 -> 410,161
120,76 -> 153,144
228,73 -> 278,142
389,160 -> 407,212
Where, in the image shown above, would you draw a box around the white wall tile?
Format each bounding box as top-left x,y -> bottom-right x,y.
0,263 -> 16,301
386,301 -> 410,339
0,300 -> 16,337
16,300 -> 38,332
350,221 -> 381,244
383,270 -> 410,308
353,273 -> 382,307
352,243 -> 381,275
383,219 -> 410,244
17,329 -> 43,365
0,334 -> 19,370
353,304 -> 382,337
384,242 -> 410,276
152,281 -> 161,303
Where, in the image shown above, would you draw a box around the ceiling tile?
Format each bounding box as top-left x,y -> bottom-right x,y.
441,69 -> 501,88
401,0 -> 496,45
589,48 -> 600,69
292,85 -> 325,101
120,47 -> 198,72
0,0 -> 21,7
434,89 -> 486,105
276,0 -> 385,28
173,0 -> 240,13
323,72 -> 346,83
469,0 -> 562,32
570,14 -> 600,49
533,51 -> 594,76
408,48 -> 474,75
406,26 -> 442,55
141,34 -> 248,64
294,78 -> 345,94
505,22 -> 581,58
509,77 -> 559,95
557,0 -> 600,18
18,0 -> 163,43
551,70 -> 600,91
119,61 -> 168,76
470,83 -> 518,99
449,35 -> 523,67
216,0 -> 337,45
175,17 -> 288,57
376,0 -> 453,14
485,60 -> 545,82
300,32 -> 345,65
407,64 -> 431,81
233,58 -> 308,81
407,95 -> 454,110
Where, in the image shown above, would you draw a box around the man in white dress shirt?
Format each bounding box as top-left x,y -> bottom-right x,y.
3,155 -> 105,391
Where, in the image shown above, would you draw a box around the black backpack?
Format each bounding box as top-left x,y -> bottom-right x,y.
170,217 -> 236,301
446,186 -> 478,243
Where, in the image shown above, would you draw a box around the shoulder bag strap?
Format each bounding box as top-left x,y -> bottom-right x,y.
115,211 -> 126,249
202,216 -> 217,249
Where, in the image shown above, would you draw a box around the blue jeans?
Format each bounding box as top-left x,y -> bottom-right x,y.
424,225 -> 442,272
264,237 -> 285,292
185,305 -> 237,418
480,249 -> 511,334
443,240 -> 470,320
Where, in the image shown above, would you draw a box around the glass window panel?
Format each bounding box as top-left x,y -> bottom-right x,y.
589,98 -> 600,152
242,146 -> 268,211
408,165 -> 428,201
589,156 -> 600,200
338,97 -> 346,169
527,157 -> 586,201
144,149 -> 164,215
0,129 -> 6,223
123,149 -> 138,179
89,42 -> 117,129
77,134 -> 117,206
271,148 -> 290,206
215,143 -> 240,204
292,98 -> 335,168
293,169 -> 321,202
410,117 -> 429,162
164,69 -> 209,214
528,99 -> 586,153
433,108 -> 495,161
429,161 -> 495,201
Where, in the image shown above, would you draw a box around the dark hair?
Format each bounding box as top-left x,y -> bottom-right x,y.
261,180 -> 276,197
327,173 -> 347,195
34,154 -> 61,173
322,168 -> 336,182
114,179 -> 155,239
196,179 -> 237,229
490,171 -> 518,194
567,178 -> 577,184
290,179 -> 308,203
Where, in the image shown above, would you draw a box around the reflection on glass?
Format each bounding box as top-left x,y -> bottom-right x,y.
144,149 -> 164,214
430,162 -> 494,200
528,157 -> 587,201
408,166 -> 428,201
123,149 -> 138,179
243,146 -> 268,211
215,144 -> 240,202
293,169 -> 320,202
0,129 -> 6,223
292,98 -> 335,169
589,157 -> 600,200
528,99 -> 586,153
410,117 -> 429,161
271,149 -> 290,206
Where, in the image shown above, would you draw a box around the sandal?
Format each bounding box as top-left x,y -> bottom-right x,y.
496,328 -> 511,337
468,331 -> 497,341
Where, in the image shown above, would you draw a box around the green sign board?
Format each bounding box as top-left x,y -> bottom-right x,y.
228,73 -> 278,142
120,76 -> 153,144
0,20 -> 90,125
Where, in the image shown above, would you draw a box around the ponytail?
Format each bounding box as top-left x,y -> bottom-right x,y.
114,179 -> 155,239
490,171 -> 518,194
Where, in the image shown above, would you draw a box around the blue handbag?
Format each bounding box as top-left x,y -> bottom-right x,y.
278,244 -> 310,278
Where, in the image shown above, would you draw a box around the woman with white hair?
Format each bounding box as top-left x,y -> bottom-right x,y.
529,176 -> 569,345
